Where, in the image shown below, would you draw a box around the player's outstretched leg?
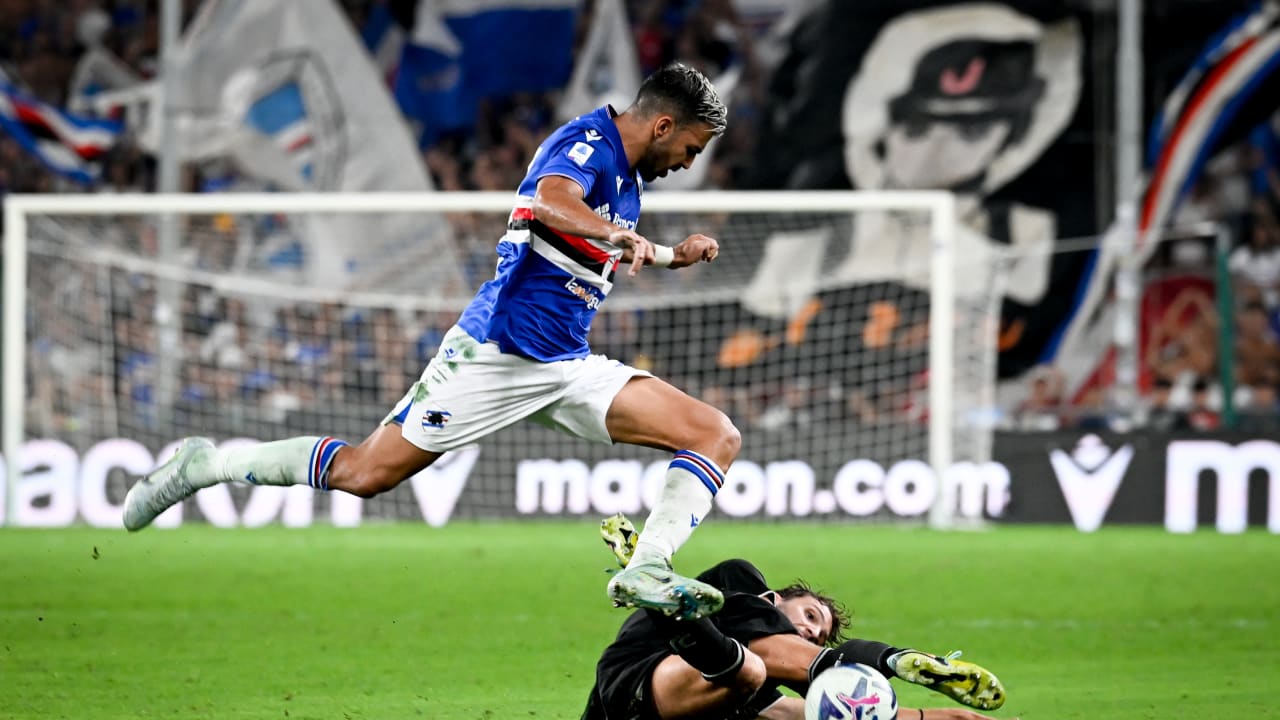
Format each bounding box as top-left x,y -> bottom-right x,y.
603,378 -> 741,620
888,650 -> 1006,710
605,449 -> 728,619
122,435 -> 349,531
122,437 -> 216,531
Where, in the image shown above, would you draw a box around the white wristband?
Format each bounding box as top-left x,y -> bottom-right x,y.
652,244 -> 675,267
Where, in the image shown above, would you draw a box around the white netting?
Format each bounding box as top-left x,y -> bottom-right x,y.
7,192 -> 1003,525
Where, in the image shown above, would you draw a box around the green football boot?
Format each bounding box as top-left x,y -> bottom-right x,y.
600,512 -> 638,568
888,649 -> 1006,710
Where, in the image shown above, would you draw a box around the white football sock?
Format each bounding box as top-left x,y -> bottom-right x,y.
631,449 -> 725,567
199,436 -> 348,490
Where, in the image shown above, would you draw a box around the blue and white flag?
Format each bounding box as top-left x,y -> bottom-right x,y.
0,80 -> 121,184
388,0 -> 579,144
1138,1 -> 1280,249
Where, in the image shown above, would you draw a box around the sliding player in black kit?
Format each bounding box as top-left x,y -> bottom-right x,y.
582,515 -> 1007,720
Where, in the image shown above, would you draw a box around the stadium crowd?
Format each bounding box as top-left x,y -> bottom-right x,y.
1010,135 -> 1280,433
4,0 -> 1279,444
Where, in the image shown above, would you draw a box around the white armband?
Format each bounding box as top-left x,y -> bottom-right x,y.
652,244 -> 675,267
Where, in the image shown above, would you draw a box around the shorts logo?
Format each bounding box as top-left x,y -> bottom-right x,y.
422,410 -> 452,429
568,141 -> 594,166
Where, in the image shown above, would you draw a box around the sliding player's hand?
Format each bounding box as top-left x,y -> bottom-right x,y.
671,234 -> 719,269
608,228 -> 655,277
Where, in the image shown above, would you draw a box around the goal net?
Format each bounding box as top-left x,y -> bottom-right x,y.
2,191 -> 1004,527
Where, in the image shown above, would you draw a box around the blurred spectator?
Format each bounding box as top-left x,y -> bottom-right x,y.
1228,213 -> 1280,307
1234,300 -> 1280,409
1014,365 -> 1064,431
1186,377 -> 1221,431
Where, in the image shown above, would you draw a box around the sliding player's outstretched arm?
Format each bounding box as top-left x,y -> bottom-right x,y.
748,633 -> 1006,711
751,697 -> 1004,720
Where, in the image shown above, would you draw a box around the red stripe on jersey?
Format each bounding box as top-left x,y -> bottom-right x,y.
547,226 -> 613,264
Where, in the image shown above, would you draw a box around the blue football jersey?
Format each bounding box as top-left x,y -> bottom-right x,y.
456,106 -> 642,361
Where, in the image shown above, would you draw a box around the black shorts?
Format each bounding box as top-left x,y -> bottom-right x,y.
583,654 -> 666,720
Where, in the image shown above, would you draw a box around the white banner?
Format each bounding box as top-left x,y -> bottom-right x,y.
557,0 -> 640,122
137,0 -> 463,291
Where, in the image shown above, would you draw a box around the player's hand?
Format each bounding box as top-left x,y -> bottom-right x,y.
607,228 -> 655,277
671,234 -> 719,269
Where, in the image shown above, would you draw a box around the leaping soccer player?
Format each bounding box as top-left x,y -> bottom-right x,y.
124,63 -> 735,620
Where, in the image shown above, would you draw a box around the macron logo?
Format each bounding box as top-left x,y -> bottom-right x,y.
616,176 -> 624,193
584,129 -> 602,141
689,514 -> 700,528
1049,434 -> 1133,532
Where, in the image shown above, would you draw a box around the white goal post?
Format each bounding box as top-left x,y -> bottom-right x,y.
4,190 -> 983,528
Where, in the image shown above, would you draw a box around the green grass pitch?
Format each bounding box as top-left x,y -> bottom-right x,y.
1,523 -> 1277,719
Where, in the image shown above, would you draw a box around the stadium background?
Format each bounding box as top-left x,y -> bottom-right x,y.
1,2 -> 1278,719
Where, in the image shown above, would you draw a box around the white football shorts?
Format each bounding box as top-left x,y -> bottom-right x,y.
384,325 -> 652,452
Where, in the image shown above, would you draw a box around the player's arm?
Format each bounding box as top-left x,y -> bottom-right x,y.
742,694 -> 1006,720
532,176 -> 656,276
750,634 -> 905,690
746,632 -> 825,687
616,232 -> 719,270
667,234 -> 720,268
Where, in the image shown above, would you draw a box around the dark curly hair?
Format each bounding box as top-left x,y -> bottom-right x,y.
776,580 -> 851,647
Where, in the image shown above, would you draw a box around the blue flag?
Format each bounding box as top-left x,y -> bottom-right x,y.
378,0 -> 579,145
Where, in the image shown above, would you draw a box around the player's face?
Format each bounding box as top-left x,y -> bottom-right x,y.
777,594 -> 835,646
637,117 -> 715,182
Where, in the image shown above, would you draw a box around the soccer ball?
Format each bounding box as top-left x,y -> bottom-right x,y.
804,663 -> 898,720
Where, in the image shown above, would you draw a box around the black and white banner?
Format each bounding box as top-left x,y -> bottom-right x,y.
994,430 -> 1280,533
3,427 -> 1276,533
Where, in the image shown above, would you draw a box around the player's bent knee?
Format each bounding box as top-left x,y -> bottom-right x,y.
697,408 -> 741,465
719,414 -> 742,460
